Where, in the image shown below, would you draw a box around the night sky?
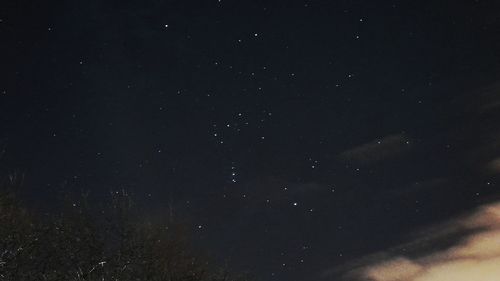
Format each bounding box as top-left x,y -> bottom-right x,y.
2,1 -> 500,280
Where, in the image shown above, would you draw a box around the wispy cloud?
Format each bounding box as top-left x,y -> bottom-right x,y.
486,158 -> 500,174
339,134 -> 411,164
335,201 -> 500,281
387,178 -> 448,197
478,81 -> 500,113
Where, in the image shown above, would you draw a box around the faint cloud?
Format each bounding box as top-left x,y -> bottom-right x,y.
481,100 -> 500,112
335,201 -> 500,281
486,158 -> 500,174
339,134 -> 411,164
363,257 -> 423,281
478,82 -> 500,113
388,178 -> 448,197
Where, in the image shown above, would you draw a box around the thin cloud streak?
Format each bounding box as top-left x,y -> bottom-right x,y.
339,134 -> 411,164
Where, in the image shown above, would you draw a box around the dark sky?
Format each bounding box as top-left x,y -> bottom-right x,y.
2,1 -> 500,280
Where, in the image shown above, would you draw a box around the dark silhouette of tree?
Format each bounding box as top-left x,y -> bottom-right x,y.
0,180 -> 248,281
